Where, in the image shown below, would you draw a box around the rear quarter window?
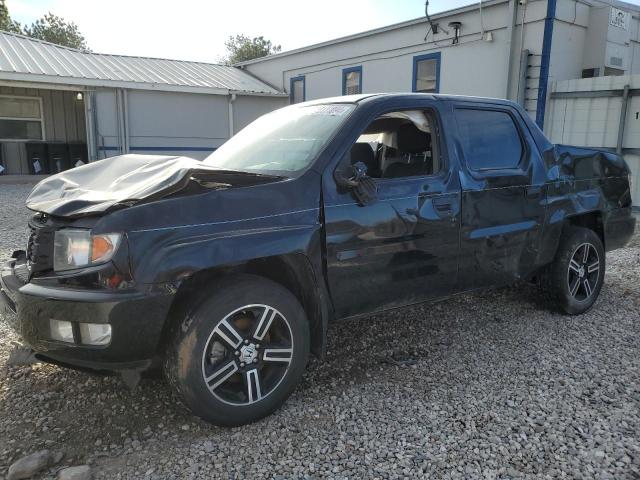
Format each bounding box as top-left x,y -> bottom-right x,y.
455,108 -> 523,171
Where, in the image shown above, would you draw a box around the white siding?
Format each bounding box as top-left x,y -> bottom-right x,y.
94,90 -> 228,160
242,0 -> 550,113
233,95 -> 288,133
94,89 -> 287,161
128,90 -> 229,159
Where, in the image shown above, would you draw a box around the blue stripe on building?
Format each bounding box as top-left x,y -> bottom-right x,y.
98,146 -> 217,153
536,0 -> 557,130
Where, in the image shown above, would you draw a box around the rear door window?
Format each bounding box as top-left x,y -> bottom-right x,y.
455,108 -> 523,171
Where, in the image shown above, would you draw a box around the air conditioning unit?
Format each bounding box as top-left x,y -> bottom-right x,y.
582,6 -> 631,77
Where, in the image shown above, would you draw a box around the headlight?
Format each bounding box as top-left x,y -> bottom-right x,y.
53,230 -> 122,272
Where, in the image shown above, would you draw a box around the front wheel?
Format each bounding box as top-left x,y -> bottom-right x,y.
540,226 -> 605,315
164,275 -> 310,426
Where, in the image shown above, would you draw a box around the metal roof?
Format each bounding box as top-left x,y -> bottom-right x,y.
0,31 -> 285,96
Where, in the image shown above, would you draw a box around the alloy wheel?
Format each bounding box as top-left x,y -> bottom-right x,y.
566,242 -> 600,302
201,304 -> 294,406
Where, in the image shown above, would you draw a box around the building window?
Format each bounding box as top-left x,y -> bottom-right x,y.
342,66 -> 362,95
0,95 -> 44,140
412,53 -> 441,93
603,67 -> 624,77
290,76 -> 305,104
581,68 -> 600,78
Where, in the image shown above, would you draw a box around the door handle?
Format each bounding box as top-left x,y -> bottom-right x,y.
432,196 -> 455,215
434,202 -> 453,214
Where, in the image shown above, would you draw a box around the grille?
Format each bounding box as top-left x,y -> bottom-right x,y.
26,213 -> 55,275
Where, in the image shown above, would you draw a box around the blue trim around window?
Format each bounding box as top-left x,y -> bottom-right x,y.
535,0 -> 556,130
289,75 -> 306,104
342,66 -> 362,95
412,52 -> 441,93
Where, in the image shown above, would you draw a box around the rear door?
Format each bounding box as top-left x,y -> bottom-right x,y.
453,103 -> 547,290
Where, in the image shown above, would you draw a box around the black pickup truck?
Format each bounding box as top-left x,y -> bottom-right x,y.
0,94 -> 635,426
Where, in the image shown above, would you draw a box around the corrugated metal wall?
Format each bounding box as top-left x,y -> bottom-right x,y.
94,89 -> 287,160
232,96 -> 289,133
0,86 -> 86,174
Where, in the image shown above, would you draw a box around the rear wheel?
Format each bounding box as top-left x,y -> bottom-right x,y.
164,275 -> 310,426
540,226 -> 605,315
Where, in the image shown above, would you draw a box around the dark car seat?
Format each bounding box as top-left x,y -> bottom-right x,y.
350,143 -> 380,177
383,124 -> 432,178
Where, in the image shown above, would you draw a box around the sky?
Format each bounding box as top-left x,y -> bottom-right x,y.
5,0 -> 481,62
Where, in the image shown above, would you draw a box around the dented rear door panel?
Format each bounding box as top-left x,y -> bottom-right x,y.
453,102 -> 549,290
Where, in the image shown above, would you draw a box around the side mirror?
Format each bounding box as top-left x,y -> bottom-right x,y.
334,161 -> 378,206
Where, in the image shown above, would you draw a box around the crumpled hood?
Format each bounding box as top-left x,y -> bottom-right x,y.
25,154 -> 264,218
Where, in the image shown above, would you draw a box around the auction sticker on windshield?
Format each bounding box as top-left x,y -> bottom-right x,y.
301,104 -> 353,116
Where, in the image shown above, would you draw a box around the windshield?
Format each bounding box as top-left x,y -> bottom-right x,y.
203,103 -> 355,176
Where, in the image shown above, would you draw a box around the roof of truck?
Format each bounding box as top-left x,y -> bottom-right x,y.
302,92 -> 518,107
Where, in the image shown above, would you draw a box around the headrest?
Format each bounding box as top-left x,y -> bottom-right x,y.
350,143 -> 375,166
397,123 -> 430,153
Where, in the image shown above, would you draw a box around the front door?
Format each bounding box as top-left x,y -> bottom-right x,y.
322,106 -> 461,318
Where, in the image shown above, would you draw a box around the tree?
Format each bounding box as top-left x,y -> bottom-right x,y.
23,12 -> 89,51
0,0 -> 22,34
223,35 -> 281,65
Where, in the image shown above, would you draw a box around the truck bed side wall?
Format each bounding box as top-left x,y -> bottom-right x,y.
537,146 -> 633,266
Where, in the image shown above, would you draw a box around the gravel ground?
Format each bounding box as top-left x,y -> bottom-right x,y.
1,183 -> 639,479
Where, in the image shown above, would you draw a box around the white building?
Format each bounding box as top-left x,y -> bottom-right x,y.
238,0 -> 640,133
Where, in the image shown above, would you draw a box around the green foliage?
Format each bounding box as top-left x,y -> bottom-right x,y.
0,1 -> 89,51
0,0 -> 22,34
223,35 -> 281,65
23,12 -> 89,51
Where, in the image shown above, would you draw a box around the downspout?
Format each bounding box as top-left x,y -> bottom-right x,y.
517,49 -> 530,107
505,0 -> 519,100
122,89 -> 130,154
228,92 -> 237,138
515,0 -> 528,107
616,84 -> 630,155
535,0 -> 557,130
115,90 -> 123,154
115,89 -> 128,155
84,90 -> 98,162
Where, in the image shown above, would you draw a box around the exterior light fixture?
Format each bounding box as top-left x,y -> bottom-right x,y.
449,21 -> 462,44
76,92 -> 83,101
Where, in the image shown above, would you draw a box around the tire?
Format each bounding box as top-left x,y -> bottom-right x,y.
164,274 -> 310,426
539,226 -> 605,315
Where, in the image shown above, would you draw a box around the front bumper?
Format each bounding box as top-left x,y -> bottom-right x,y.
0,256 -> 175,372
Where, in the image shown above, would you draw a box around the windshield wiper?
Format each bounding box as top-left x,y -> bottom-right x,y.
195,167 -> 287,180
208,168 -> 286,179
